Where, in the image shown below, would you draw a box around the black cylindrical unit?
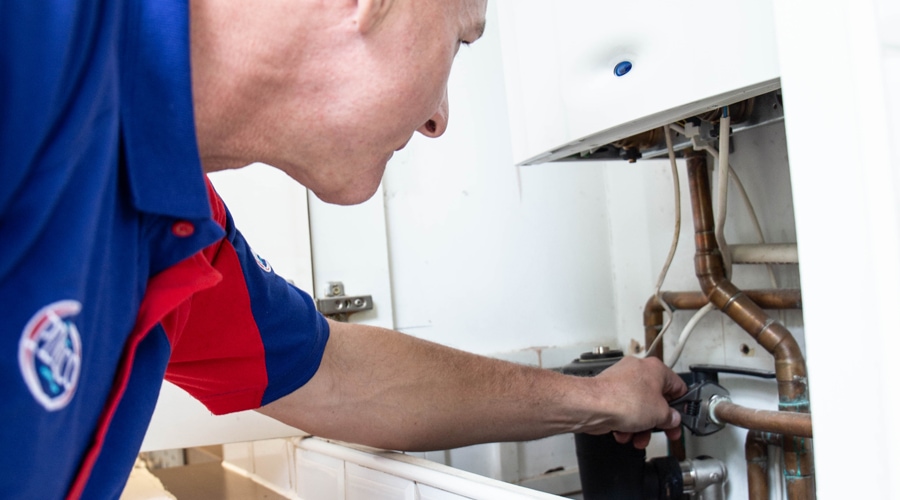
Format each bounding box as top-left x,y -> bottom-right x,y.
573,432 -> 647,498
561,349 -> 684,500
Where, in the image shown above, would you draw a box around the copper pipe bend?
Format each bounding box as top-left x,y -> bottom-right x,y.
685,150 -> 814,499
643,289 -> 802,360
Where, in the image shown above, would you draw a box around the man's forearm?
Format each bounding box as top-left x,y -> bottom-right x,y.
259,319 -> 682,451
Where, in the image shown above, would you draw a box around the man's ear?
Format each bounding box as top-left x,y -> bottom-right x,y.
355,0 -> 395,34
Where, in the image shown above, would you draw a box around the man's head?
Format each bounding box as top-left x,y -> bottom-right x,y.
191,0 -> 488,205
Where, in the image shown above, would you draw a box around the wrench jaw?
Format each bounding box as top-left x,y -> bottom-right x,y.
670,380 -> 731,436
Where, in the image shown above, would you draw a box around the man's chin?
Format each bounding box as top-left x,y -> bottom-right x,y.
312,169 -> 386,206
313,187 -> 378,206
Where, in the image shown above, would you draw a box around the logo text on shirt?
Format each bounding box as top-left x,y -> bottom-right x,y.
18,300 -> 83,411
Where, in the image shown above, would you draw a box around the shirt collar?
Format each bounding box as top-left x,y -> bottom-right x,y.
121,0 -> 211,220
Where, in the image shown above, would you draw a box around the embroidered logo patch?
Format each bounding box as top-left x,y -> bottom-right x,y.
18,300 -> 83,411
253,250 -> 273,273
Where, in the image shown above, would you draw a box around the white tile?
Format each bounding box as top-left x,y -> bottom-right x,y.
222,442 -> 254,474
403,450 -> 451,466
295,448 -> 346,500
517,435 -> 577,480
345,463 -> 417,500
445,443 -> 503,480
252,439 -> 295,493
416,483 -> 472,500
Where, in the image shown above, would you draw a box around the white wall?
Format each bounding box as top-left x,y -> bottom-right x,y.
382,1 -> 617,357
379,7 -> 615,488
773,0 -> 900,498
380,2 -> 805,499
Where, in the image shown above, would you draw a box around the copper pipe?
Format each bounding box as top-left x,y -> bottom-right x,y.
641,288 -> 801,464
685,150 -> 814,499
712,400 -> 812,438
746,431 -> 783,500
687,152 -> 809,405
643,289 -> 802,360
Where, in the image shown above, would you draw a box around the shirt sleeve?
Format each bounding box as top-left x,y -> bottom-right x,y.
163,177 -> 330,415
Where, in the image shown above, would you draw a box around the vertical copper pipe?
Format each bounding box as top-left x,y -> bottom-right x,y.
685,150 -> 814,499
644,296 -> 666,360
746,431 -> 783,500
642,292 -> 709,461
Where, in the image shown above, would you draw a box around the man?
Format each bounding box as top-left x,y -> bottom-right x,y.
0,0 -> 685,497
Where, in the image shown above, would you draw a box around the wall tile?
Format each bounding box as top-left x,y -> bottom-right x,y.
295,448 -> 346,500
222,442 -> 254,475
345,463 -> 417,500
252,439 -> 295,493
416,483 -> 473,500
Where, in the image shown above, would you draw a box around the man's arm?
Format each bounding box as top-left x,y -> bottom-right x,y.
258,319 -> 685,451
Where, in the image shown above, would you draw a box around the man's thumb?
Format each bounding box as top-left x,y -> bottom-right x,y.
664,408 -> 681,428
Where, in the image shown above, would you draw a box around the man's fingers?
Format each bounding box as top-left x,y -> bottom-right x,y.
631,431 -> 652,450
613,431 -> 632,444
613,430 -> 648,449
601,357 -> 686,449
658,407 -> 683,441
613,407 -> 682,448
663,367 -> 688,400
665,426 -> 683,441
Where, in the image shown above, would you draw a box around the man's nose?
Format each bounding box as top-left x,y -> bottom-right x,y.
417,88 -> 449,138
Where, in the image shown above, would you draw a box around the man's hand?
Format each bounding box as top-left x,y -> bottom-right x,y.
575,356 -> 687,449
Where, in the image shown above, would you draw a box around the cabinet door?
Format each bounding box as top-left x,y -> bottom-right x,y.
307,185 -> 395,330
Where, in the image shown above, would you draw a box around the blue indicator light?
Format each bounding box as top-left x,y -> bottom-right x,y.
614,61 -> 633,77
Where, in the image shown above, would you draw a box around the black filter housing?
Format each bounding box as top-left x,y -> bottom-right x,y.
561,350 -> 683,500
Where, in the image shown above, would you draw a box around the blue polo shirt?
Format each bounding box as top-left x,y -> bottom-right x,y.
1,1 -> 329,498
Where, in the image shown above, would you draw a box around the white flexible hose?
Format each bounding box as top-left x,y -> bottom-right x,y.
666,302 -> 716,368
668,122 -> 687,137
725,166 -> 778,287
715,108 -> 732,278
642,124 -> 681,358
